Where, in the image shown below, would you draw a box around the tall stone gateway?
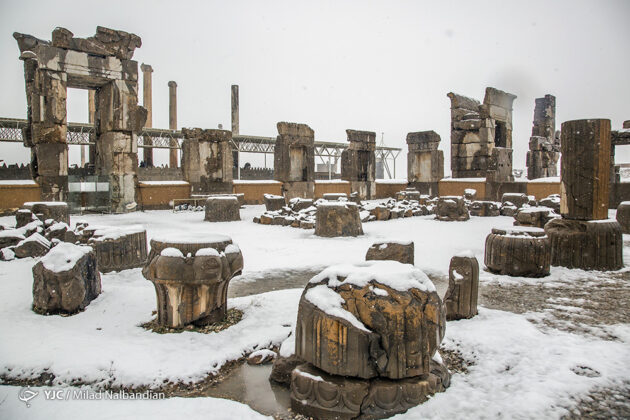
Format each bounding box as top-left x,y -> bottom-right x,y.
181,128 -> 233,194
341,129 -> 376,199
448,87 -> 516,181
527,95 -> 559,180
406,130 -> 443,196
14,26 -> 147,212
274,122 -> 315,200
544,119 -> 623,270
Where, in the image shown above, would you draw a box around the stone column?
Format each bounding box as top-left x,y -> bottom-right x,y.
406,130 -> 443,196
141,63 -> 153,167
88,90 -> 96,165
560,119 -> 611,220
181,128 -> 233,194
168,81 -> 178,168
274,122 -> 315,199
341,130 -> 376,199
231,84 -> 239,135
527,95 -> 558,180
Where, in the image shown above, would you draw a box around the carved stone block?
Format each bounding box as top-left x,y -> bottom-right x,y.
484,227 -> 550,277
444,254 -> 479,320
315,202 -> 363,237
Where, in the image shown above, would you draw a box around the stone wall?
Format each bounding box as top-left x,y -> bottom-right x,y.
527,95 -> 560,179
341,129 -> 376,199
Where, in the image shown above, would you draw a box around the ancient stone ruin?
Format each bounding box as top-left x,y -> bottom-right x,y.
435,196 -> 470,221
406,130 -> 443,196
32,242 -> 101,314
142,235 -> 243,328
545,119 -> 623,270
274,122 -> 315,200
86,225 -> 148,273
527,95 -> 560,180
290,261 -> 450,419
14,26 -> 147,213
447,88 -> 516,181
365,240 -> 414,265
204,196 -> 241,222
444,252 -> 479,320
485,226 -> 550,277
616,201 -> 630,234
181,128 -> 233,194
314,201 -> 363,237
341,129 -> 376,199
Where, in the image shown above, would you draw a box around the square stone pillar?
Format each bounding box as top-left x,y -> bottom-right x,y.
341,130 -> 376,199
274,122 -> 315,200
527,95 -> 559,180
447,92 -> 486,178
181,128 -> 233,194
560,119 -> 611,220
406,130 -> 443,196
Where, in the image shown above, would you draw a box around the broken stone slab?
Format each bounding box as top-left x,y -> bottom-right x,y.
289,198 -> 313,212
514,206 -> 559,228
299,220 -> 315,229
444,252 -> 479,320
616,201 -> 630,234
247,349 -> 277,365
371,205 -> 391,221
204,196 -> 240,222
539,194 -> 561,213
22,202 -> 70,225
295,261 -> 445,379
142,235 -> 243,328
263,194 -> 286,211
469,201 -> 500,217
501,193 -> 529,209
44,222 -> 69,242
500,203 -> 518,217
0,230 -> 27,249
314,202 -> 363,237
365,241 -> 414,265
51,26 -> 141,60
87,225 -> 147,273
545,218 -> 623,271
14,233 -> 51,258
435,196 -> 470,221
32,242 -> 101,314
463,188 -> 477,201
15,209 -> 37,228
290,360 -> 450,420
484,226 -> 551,277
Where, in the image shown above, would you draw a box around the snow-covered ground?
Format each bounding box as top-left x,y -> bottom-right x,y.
1,205 -> 629,419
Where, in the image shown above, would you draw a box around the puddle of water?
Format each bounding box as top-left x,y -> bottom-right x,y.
205,363 -> 291,417
228,268 -> 322,298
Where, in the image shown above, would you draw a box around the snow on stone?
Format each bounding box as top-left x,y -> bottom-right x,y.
1,247 -> 15,261
529,176 -> 561,183
0,179 -> 37,185
91,225 -> 145,241
23,201 -> 68,206
375,179 -> 408,184
369,285 -> 389,296
452,269 -> 464,281
518,206 -> 554,214
151,233 -> 232,244
16,232 -> 50,248
305,284 -> 370,332
294,366 -> 324,382
248,348 -> 276,360
310,260 -> 436,293
41,242 -> 92,273
195,247 -> 220,257
161,247 -> 184,258
49,222 -> 69,232
0,229 -> 25,240
279,333 -> 296,357
442,177 -> 486,182
234,180 -> 281,184
464,188 -> 476,195
455,249 -> 475,258
138,180 -> 190,185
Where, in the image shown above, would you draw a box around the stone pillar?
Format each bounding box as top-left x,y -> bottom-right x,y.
480,87 -> 516,183
27,63 -> 69,202
406,130 -> 443,196
274,122 -> 315,199
341,130 -> 376,199
560,119 -> 611,220
181,127 -> 233,194
231,84 -> 239,135
447,92 -> 484,178
168,81 -> 178,168
141,63 -> 153,167
527,95 -> 559,180
88,89 -> 96,165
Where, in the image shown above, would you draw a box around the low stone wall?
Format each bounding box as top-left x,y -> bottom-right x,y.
314,180 -> 351,198
526,179 -> 561,200
375,180 -> 409,199
233,180 -> 283,204
439,178 -> 487,199
137,181 -> 191,210
0,181 -> 41,215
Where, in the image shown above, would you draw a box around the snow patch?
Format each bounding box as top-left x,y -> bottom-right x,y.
41,242 -> 92,273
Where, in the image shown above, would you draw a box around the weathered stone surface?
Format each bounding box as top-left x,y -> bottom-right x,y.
142,236 -> 243,328
14,233 -> 51,258
274,122 -> 315,200
539,194 -> 561,212
501,193 -> 529,209
435,196 -> 470,221
204,197 -> 240,222
263,194 -> 286,211
560,119 -> 611,220
44,222 -> 68,242
32,243 -> 101,314
16,209 -> 37,228
341,130 -> 376,199
290,361 -> 450,420
365,241 -> 414,265
545,218 -> 623,271
295,261 -> 445,380
323,193 -> 348,201
51,26 -> 141,60
527,95 -> 559,180
0,230 -> 26,249
88,227 -> 147,273
444,254 -> 479,320
22,202 -> 69,225
514,206 -> 559,228
270,354 -> 304,385
469,201 -> 500,217
289,198 -> 313,212
371,205 -> 391,221
247,350 -> 276,365
315,202 -> 363,237
485,227 -> 551,277
181,128 -> 233,194
616,201 -> 630,234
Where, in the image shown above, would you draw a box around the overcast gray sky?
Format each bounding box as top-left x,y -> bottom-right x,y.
1,0 -> 629,175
